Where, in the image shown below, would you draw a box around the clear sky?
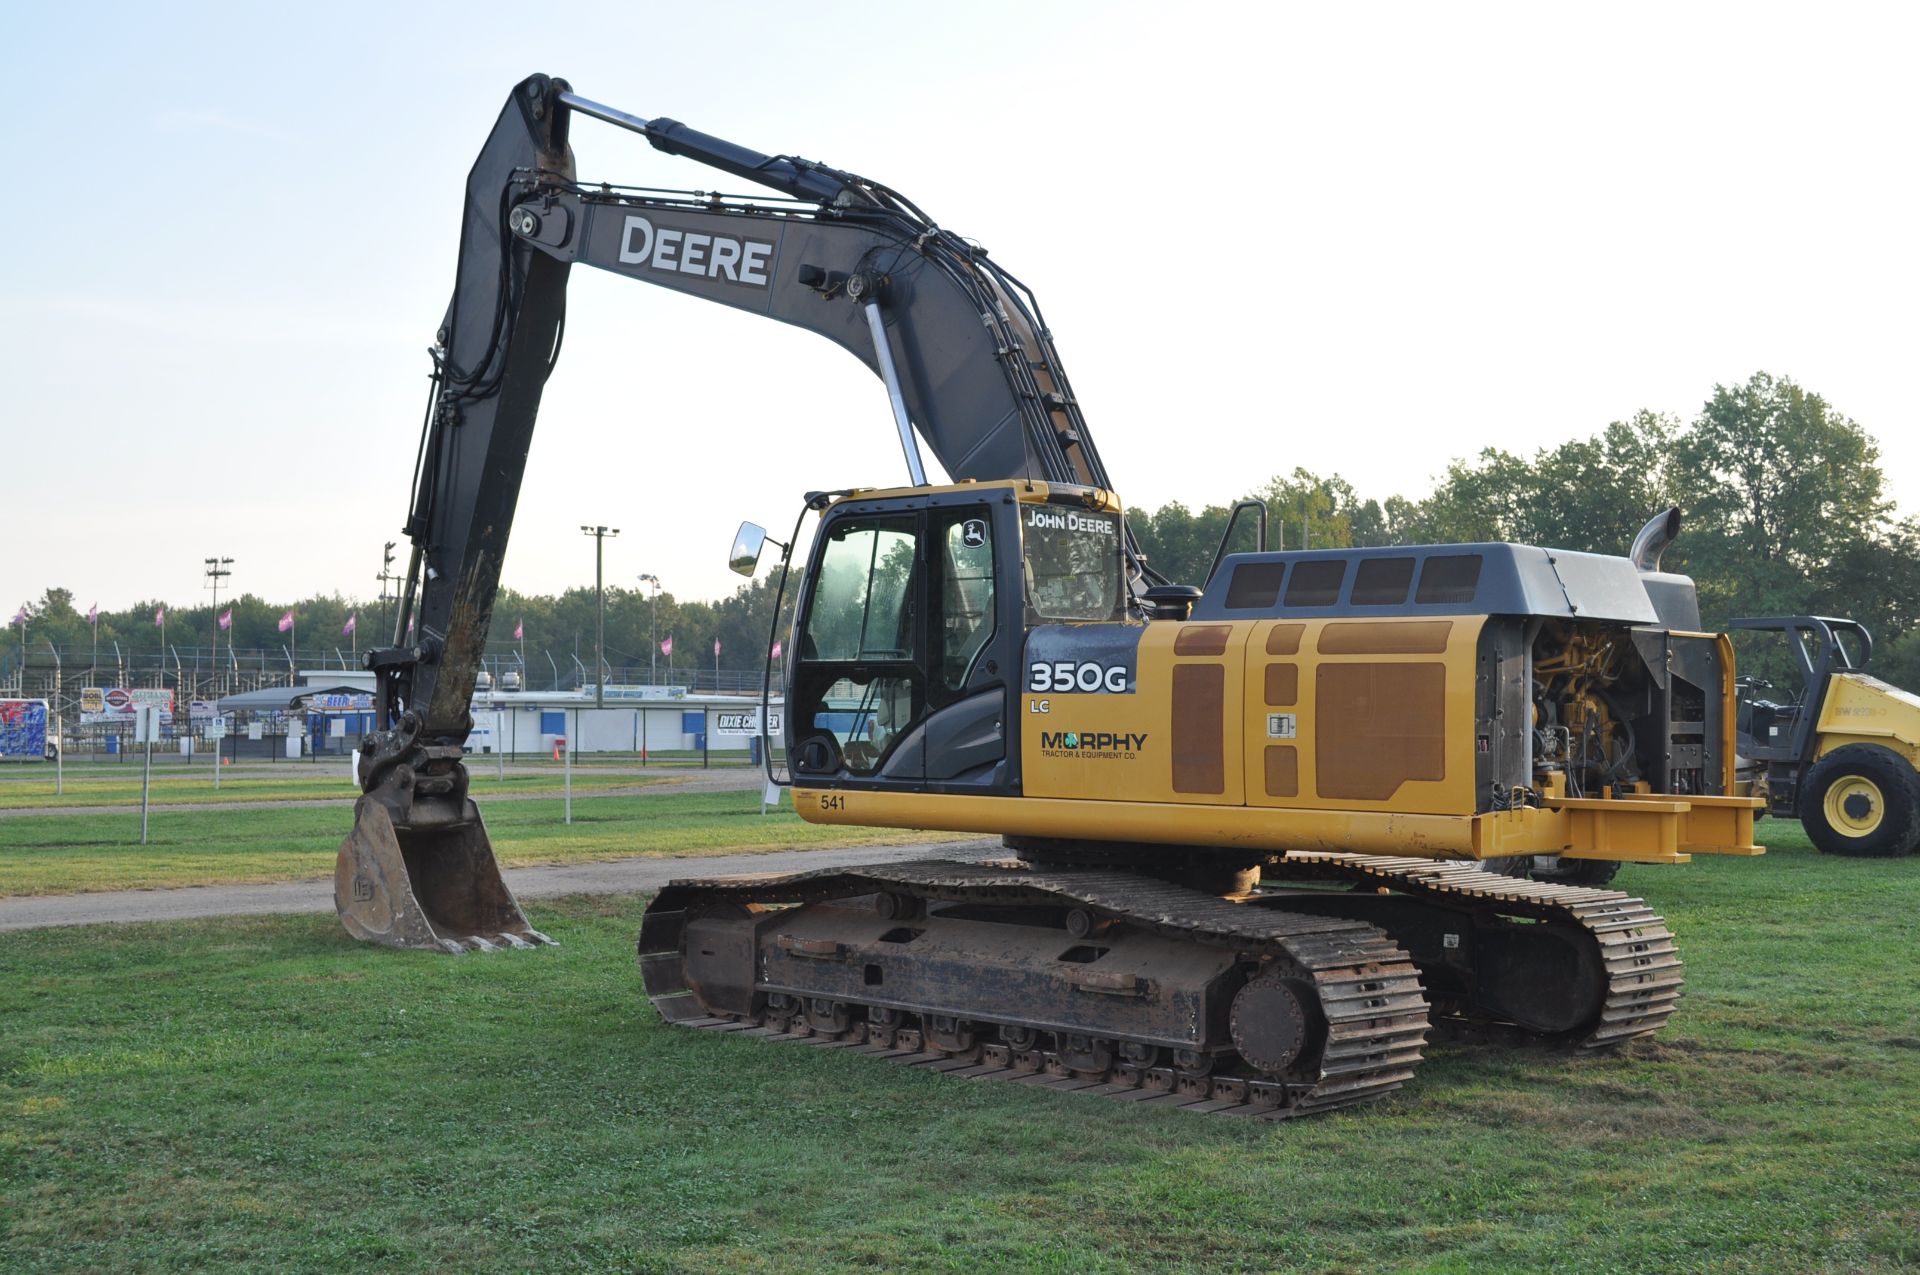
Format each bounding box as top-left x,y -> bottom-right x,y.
5,1 -> 1916,615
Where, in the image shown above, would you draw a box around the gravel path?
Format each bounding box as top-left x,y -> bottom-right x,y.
0,838 -> 1000,933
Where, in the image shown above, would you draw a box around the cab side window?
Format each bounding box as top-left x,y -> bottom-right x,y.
803,517 -> 918,662
797,514 -> 921,775
937,511 -> 995,693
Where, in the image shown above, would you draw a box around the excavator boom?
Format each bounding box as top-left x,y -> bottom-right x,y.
338,74 -> 1122,950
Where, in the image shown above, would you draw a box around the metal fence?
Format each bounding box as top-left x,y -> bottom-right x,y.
0,642 -> 776,725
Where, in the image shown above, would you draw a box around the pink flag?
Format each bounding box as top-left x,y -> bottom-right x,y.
8,606 -> 23,627
87,603 -> 98,625
770,639 -> 782,660
218,608 -> 232,631
514,619 -> 524,640
277,609 -> 295,633
154,606 -> 165,627
713,638 -> 721,657
661,635 -> 673,657
343,615 -> 356,636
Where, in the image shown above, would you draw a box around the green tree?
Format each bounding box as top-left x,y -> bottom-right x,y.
1255,469 -> 1388,550
1129,501 -> 1233,586
1409,411 -> 1677,553
1668,373 -> 1892,625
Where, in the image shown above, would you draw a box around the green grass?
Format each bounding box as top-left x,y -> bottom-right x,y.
0,767 -> 704,810
1,822 -> 1916,1272
0,790 -> 967,897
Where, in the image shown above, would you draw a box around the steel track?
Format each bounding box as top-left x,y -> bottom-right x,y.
637,853 -> 1683,1119
641,859 -> 1429,1118
1269,853 -> 1684,1049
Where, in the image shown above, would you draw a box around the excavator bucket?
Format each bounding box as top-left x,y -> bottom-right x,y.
335,795 -> 553,953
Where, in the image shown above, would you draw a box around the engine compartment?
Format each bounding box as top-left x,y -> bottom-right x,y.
1483,618 -> 1728,811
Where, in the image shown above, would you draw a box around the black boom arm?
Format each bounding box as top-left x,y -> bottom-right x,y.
367,73 -> 1117,795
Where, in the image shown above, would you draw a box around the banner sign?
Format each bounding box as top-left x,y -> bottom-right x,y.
0,699 -> 49,759
80,687 -> 175,725
305,693 -> 374,711
714,708 -> 783,737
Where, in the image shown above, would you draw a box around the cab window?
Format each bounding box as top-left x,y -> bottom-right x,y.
803,516 -> 918,662
1021,503 -> 1123,622
938,511 -> 995,691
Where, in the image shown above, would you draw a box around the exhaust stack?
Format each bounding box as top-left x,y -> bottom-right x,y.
1631,507 -> 1682,574
1628,506 -> 1701,631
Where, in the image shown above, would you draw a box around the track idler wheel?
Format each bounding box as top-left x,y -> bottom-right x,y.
1229,972 -> 1319,1077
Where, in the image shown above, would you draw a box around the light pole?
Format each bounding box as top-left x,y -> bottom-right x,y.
581,525 -> 620,708
638,573 -> 661,688
204,556 -> 233,693
376,541 -> 398,642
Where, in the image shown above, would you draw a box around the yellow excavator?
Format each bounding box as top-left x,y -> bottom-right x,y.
337,75 -> 1762,1118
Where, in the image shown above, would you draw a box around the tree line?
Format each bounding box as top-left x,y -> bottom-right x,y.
1132,372 -> 1920,686
7,575 -> 796,689
14,372 -> 1917,689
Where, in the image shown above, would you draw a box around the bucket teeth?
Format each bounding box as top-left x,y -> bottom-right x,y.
335,794 -> 547,954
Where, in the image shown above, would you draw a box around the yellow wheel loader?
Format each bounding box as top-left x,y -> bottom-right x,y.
1733,616 -> 1920,856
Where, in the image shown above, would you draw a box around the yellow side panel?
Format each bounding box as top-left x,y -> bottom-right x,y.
1241,615 -> 1485,817
1021,621 -> 1247,805
1813,673 -> 1920,762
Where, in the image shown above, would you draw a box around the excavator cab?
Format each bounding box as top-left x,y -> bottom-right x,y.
781,481 -> 1124,795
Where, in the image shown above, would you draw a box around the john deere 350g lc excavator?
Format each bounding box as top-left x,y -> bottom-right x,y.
338,75 -> 1763,1118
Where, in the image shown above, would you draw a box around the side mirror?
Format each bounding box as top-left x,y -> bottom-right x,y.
729,522 -> 768,577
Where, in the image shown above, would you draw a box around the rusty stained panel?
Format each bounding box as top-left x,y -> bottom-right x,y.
1264,744 -> 1299,797
1265,623 -> 1305,655
1264,663 -> 1299,706
1317,620 -> 1454,655
1174,624 -> 1232,656
1171,664 -> 1226,794
1315,662 -> 1446,800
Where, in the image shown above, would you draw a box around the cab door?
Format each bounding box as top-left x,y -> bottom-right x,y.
788,494 -> 1019,790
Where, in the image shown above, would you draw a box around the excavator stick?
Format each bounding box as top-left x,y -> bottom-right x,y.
335,796 -> 553,953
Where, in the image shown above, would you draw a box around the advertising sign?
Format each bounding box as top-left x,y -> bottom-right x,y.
714,708 -> 783,737
80,687 -> 176,725
305,693 -> 373,711
0,699 -> 50,760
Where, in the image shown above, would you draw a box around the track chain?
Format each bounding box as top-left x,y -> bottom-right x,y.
1269,852 -> 1684,1048
640,859 -> 1430,1119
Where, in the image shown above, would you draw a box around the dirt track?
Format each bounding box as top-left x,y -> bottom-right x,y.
0,838 -> 1000,933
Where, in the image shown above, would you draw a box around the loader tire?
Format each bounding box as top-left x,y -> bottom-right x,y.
1800,744 -> 1920,857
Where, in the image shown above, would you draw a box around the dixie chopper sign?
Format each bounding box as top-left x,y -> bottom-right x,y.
714,708 -> 783,737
